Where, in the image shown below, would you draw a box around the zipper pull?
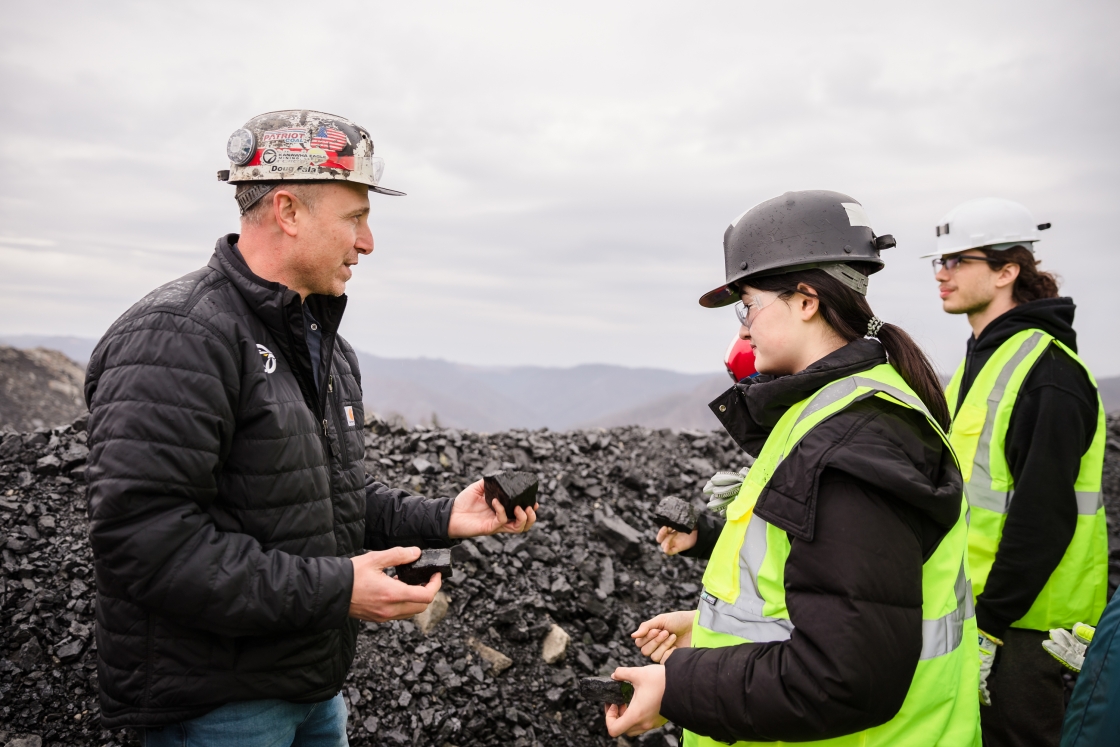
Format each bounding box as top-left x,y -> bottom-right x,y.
322,419 -> 329,437
328,374 -> 334,393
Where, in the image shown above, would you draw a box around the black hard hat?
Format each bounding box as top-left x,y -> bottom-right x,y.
698,190 -> 895,308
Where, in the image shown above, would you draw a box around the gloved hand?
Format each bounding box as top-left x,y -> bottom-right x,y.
978,629 -> 1003,706
1042,622 -> 1095,672
702,466 -> 751,514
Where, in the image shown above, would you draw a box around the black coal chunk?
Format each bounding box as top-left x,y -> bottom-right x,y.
395,548 -> 453,585
579,676 -> 633,705
652,495 -> 697,533
483,470 -> 539,516
593,510 -> 642,559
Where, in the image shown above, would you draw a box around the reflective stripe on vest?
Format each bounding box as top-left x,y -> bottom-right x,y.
946,328 -> 1108,631
686,362 -> 981,747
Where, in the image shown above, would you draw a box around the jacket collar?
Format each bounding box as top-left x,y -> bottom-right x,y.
710,338 -> 887,455
209,234 -> 348,342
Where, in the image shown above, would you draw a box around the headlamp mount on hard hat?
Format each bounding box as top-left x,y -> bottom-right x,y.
699,190 -> 892,307
218,109 -> 405,214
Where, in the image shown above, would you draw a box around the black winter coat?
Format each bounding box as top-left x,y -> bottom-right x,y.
84,236 -> 453,728
661,339 -> 965,743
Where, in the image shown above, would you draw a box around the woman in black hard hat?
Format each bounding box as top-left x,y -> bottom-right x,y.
603,191 -> 981,746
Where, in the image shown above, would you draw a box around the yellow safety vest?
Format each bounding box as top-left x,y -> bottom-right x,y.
684,363 -> 981,747
946,328 -> 1108,631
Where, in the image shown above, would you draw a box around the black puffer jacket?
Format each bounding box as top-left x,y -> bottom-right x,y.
84,235 -> 452,728
661,339 -> 965,743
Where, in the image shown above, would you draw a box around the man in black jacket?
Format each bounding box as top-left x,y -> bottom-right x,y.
85,111 -> 535,745
928,198 -> 1104,747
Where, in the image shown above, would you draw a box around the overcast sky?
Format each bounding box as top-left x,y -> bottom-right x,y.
2,1 -> 1118,377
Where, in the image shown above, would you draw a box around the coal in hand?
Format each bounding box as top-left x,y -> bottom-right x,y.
395,548 -> 453,585
652,495 -> 697,534
483,470 -> 539,517
579,676 -> 634,705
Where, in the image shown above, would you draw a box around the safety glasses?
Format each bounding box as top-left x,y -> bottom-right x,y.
733,292 -> 780,330
932,255 -> 1002,273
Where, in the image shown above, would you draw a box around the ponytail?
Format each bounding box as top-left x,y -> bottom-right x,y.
743,269 -> 951,431
980,245 -> 1060,304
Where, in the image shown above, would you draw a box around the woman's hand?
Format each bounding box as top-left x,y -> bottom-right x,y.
604,665 -> 669,737
657,526 -> 698,555
632,610 -> 695,662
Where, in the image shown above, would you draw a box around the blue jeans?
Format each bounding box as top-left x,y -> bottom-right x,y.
142,693 -> 348,747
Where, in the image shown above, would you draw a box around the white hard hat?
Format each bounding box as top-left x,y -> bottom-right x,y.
920,198 -> 1051,259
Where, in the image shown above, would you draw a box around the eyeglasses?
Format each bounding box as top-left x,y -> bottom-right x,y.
734,292 -> 779,329
932,255 -> 1002,273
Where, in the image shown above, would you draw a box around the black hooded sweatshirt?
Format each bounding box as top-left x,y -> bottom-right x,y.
661,339 -> 965,743
952,297 -> 1098,638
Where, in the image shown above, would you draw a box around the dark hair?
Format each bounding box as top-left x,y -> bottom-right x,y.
979,245 -> 1060,304
740,267 -> 951,430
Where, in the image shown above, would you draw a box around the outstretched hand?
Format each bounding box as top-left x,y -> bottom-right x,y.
604,665 -> 669,737
447,479 -> 537,539
632,610 -> 695,662
657,526 -> 698,555
348,547 -> 442,623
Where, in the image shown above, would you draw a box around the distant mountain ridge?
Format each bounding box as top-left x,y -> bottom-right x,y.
2,336 -> 1117,433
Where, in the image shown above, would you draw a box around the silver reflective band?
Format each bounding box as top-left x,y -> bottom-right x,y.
968,332 -> 1045,492
965,484 -> 1010,513
920,563 -> 974,660
697,591 -> 794,643
966,484 -> 1102,516
791,375 -> 934,439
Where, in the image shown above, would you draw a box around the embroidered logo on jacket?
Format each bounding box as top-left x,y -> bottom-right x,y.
255,344 -> 278,374
344,406 -> 356,427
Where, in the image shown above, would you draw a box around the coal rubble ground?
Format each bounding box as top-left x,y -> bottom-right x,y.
2,414 -> 1119,747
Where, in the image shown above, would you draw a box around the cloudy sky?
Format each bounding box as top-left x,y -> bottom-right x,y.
2,1 -> 1118,377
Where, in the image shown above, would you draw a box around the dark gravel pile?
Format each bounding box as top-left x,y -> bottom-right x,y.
2,413 -> 1119,747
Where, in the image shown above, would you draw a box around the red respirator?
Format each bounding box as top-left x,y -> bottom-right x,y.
724,336 -> 757,382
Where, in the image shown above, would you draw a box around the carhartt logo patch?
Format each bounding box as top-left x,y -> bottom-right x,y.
344,406 -> 356,427
255,344 -> 277,374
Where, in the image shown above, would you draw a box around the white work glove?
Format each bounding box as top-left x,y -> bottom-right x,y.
977,630 -> 1003,706
702,466 -> 751,515
1043,622 -> 1095,672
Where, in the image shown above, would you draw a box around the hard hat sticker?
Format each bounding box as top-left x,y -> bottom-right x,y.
840,202 -> 872,228
260,128 -> 310,150
310,125 -> 348,151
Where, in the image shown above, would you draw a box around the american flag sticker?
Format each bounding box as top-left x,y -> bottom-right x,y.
344,406 -> 356,427
311,125 -> 348,152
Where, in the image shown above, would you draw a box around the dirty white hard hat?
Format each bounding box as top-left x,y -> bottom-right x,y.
920,198 -> 1050,259
217,109 -> 404,214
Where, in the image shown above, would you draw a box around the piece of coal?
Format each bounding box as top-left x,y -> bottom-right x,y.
593,510 -> 642,559
579,676 -> 633,705
395,548 -> 453,585
652,495 -> 697,533
483,470 -> 539,517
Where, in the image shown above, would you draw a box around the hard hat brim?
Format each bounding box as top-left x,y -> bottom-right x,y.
371,185 -> 407,196
699,284 -> 738,309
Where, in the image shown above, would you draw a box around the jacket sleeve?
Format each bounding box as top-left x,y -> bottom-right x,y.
85,313 -> 354,638
976,346 -> 1098,638
661,470 -> 925,742
364,478 -> 454,551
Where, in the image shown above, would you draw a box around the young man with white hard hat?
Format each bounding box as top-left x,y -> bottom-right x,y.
927,198 -> 1107,747
84,110 -> 536,745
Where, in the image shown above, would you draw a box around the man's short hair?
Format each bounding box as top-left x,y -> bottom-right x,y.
237,182 -> 322,225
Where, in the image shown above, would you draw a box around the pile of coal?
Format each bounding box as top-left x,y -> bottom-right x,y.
3,412 -> 1119,747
